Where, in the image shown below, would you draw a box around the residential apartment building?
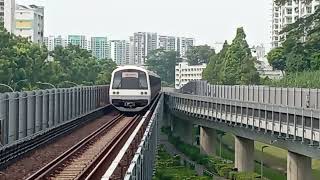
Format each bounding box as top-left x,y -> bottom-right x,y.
110,40 -> 130,65
175,62 -> 207,89
54,35 -> 67,47
68,35 -> 87,49
0,0 -> 4,25
44,36 -> 55,51
91,37 -> 109,60
0,0 -> 15,33
15,4 -> 44,43
177,37 -> 195,58
133,32 -> 158,65
158,35 -> 176,51
272,0 -> 320,48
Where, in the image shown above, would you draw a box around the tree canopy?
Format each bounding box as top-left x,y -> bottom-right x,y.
146,49 -> 180,85
186,45 -> 215,65
267,7 -> 320,74
203,28 -> 260,85
0,25 -> 116,92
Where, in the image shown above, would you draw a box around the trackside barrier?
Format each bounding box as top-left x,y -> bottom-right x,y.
180,81 -> 320,109
0,86 -> 109,145
123,94 -> 164,180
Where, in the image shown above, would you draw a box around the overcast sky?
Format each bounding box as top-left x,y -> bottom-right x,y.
17,0 -> 272,51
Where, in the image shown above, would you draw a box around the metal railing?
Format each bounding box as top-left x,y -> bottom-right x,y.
0,86 -> 109,145
166,92 -> 320,146
180,81 -> 320,109
123,94 -> 164,180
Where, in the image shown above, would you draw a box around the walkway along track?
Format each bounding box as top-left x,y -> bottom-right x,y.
0,105 -> 112,170
26,114 -> 142,180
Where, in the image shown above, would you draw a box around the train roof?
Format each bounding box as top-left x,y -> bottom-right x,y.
113,65 -> 160,78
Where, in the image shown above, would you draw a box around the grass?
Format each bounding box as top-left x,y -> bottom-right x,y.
220,133 -> 320,180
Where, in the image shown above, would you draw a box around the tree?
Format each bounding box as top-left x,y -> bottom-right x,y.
186,45 -> 215,65
203,41 -> 229,84
223,27 -> 259,85
267,47 -> 286,72
146,50 -> 180,84
0,25 -> 116,92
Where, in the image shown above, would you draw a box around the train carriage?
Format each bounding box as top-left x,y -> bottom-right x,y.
109,66 -> 161,112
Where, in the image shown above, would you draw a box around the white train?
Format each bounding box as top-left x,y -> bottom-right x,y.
109,66 -> 161,112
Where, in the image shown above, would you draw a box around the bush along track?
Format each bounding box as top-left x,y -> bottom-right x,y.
153,145 -> 210,180
161,127 -> 265,180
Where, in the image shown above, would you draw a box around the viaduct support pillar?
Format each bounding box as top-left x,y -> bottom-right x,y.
287,151 -> 311,180
234,136 -> 254,172
200,126 -> 217,156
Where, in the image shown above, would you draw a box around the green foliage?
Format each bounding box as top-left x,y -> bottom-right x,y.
265,70 -> 320,88
267,7 -> 320,74
203,28 -> 259,85
267,47 -> 285,72
161,127 -> 266,180
146,49 -> 180,84
203,41 -> 229,84
186,45 -> 215,65
0,27 -> 116,92
153,145 -> 210,180
229,172 -> 263,180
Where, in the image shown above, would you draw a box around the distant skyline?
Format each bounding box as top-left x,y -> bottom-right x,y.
17,0 -> 272,51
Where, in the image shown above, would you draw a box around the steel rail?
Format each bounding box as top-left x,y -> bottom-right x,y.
26,113 -> 125,180
0,105 -> 112,170
81,115 -> 141,180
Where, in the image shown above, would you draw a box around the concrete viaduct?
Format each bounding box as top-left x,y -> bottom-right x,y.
163,81 -> 320,180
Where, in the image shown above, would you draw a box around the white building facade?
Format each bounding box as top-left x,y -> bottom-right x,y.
0,0 -> 4,26
15,5 -> 44,43
177,37 -> 195,59
158,35 -> 176,51
272,0 -> 319,48
2,0 -> 15,33
110,40 -> 130,65
175,62 -> 207,89
133,32 -> 158,65
44,36 -> 55,51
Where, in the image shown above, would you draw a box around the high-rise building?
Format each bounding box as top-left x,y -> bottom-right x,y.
0,0 -> 4,25
68,35 -> 87,49
271,0 -> 319,48
129,36 -> 135,65
4,0 -> 15,33
54,35 -> 67,47
91,37 -> 109,60
15,5 -> 44,43
133,32 -> 158,65
177,37 -> 195,58
110,40 -> 130,65
158,35 -> 176,51
44,36 -> 55,51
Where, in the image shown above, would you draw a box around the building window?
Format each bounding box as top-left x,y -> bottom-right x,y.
287,0 -> 292,6
306,6 -> 312,13
287,8 -> 292,15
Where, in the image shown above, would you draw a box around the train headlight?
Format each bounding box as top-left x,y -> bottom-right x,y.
113,91 -> 116,94
141,92 -> 144,95
144,92 -> 148,95
116,91 -> 120,95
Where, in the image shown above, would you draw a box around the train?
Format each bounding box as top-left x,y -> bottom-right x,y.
109,66 -> 161,112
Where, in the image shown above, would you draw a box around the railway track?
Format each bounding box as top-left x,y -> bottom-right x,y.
0,105 -> 112,170
27,114 -> 141,180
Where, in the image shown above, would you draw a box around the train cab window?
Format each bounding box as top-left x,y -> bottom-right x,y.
112,70 -> 148,90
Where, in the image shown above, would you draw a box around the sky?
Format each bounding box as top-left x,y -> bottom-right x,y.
17,0 -> 272,51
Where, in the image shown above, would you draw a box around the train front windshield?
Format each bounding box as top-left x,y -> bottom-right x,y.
112,70 -> 148,90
